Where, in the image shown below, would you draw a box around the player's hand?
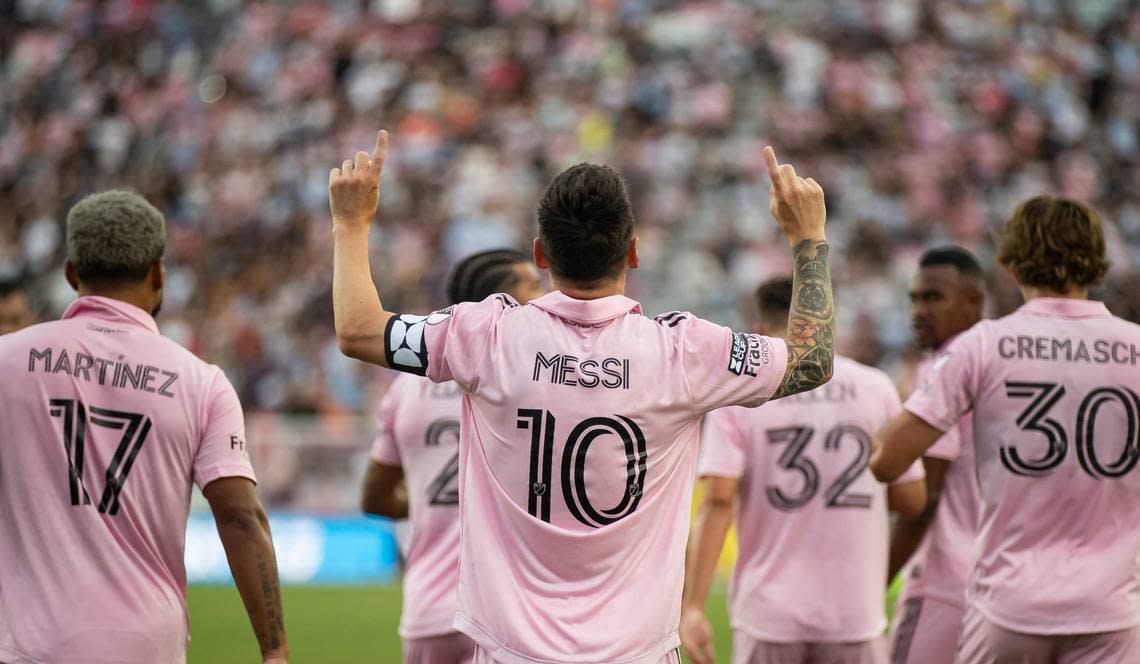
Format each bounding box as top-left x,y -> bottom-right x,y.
679,606 -> 715,664
764,145 -> 826,247
329,129 -> 389,229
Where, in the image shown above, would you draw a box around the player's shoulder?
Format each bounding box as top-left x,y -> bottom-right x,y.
0,319 -> 64,363
652,310 -> 697,329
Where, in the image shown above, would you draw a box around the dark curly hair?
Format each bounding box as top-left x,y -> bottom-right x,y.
537,163 -> 634,284
997,196 -> 1109,293
446,249 -> 529,305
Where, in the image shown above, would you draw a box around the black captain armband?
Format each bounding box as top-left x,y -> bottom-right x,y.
385,308 -> 453,375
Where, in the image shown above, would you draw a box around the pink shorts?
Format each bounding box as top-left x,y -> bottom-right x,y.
956,605 -> 1140,664
889,594 -> 964,664
404,631 -> 476,664
733,632 -> 887,664
473,646 -> 681,663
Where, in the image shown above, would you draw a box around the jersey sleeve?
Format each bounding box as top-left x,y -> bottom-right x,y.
698,408 -> 748,479
678,315 -> 789,414
877,371 -> 926,485
904,325 -> 985,434
193,369 -> 257,490
369,376 -> 405,467
383,294 -> 513,390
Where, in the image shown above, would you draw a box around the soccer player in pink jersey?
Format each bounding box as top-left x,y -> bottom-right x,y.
872,197 -> 1140,663
329,131 -> 835,663
888,247 -> 984,664
680,276 -> 927,664
0,191 -> 287,664
361,248 -> 543,664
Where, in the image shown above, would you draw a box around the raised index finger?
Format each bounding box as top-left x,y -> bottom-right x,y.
764,146 -> 784,189
371,130 -> 389,177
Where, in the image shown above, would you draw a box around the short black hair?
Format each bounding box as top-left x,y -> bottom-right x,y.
66,190 -> 166,285
446,249 -> 530,305
537,163 -> 635,284
919,246 -> 984,280
755,277 -> 794,326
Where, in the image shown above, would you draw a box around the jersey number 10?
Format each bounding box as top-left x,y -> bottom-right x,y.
48,398 -> 152,516
517,409 -> 647,528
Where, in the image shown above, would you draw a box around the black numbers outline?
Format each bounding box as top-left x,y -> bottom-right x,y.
1002,381 -> 1140,480
424,419 -> 461,506
48,399 -> 152,515
520,409 -> 648,527
765,426 -> 818,510
823,425 -> 873,508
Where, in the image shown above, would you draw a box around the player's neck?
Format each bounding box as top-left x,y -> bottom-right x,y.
1019,285 -> 1088,302
550,274 -> 627,300
76,284 -> 157,317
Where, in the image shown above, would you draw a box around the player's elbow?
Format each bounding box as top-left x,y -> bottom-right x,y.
888,481 -> 927,516
215,502 -> 270,539
869,445 -> 897,483
336,332 -> 370,360
361,495 -> 401,519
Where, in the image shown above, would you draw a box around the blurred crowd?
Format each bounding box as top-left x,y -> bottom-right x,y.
4,0 -> 1140,419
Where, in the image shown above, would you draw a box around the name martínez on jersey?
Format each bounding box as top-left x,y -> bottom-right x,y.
998,336 -> 1140,365
28,347 -> 179,398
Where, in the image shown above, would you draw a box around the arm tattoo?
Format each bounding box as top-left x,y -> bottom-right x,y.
773,240 -> 835,399
256,554 -> 285,652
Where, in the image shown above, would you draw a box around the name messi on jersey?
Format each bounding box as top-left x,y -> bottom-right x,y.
532,352 -> 630,390
728,332 -> 773,377
998,336 -> 1140,365
28,347 -> 179,398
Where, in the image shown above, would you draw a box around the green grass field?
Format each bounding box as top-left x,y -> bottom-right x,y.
188,579 -> 901,663
186,584 -> 732,663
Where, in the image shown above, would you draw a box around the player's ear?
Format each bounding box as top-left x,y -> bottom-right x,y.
533,238 -> 549,270
150,259 -> 165,292
64,260 -> 80,291
627,236 -> 639,270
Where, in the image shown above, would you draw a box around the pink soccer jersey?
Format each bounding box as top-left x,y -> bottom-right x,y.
381,291 -> 788,664
0,296 -> 256,664
905,298 -> 1140,634
901,349 -> 980,609
699,355 -> 925,643
370,372 -> 465,639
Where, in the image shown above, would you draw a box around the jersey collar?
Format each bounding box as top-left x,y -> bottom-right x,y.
62,296 -> 160,333
1017,297 -> 1111,319
528,290 -> 642,325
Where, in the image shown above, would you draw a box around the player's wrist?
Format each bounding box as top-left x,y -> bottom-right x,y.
785,230 -> 827,248
331,221 -> 371,238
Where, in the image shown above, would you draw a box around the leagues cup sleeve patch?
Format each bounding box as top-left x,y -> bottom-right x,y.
384,308 -> 453,375
727,332 -> 773,377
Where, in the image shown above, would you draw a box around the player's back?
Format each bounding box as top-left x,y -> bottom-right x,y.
0,296 -> 250,664
912,298 -> 1140,634
702,356 -> 918,642
370,373 -> 465,639
397,291 -> 788,663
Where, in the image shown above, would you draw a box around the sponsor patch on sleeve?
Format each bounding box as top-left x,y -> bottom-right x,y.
728,332 -> 773,377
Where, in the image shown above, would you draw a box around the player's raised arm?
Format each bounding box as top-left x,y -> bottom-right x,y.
203,477 -> 288,664
331,129 -> 397,366
763,147 -> 835,398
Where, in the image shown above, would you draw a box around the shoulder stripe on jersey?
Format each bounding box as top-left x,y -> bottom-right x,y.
493,293 -> 520,308
655,311 -> 689,327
